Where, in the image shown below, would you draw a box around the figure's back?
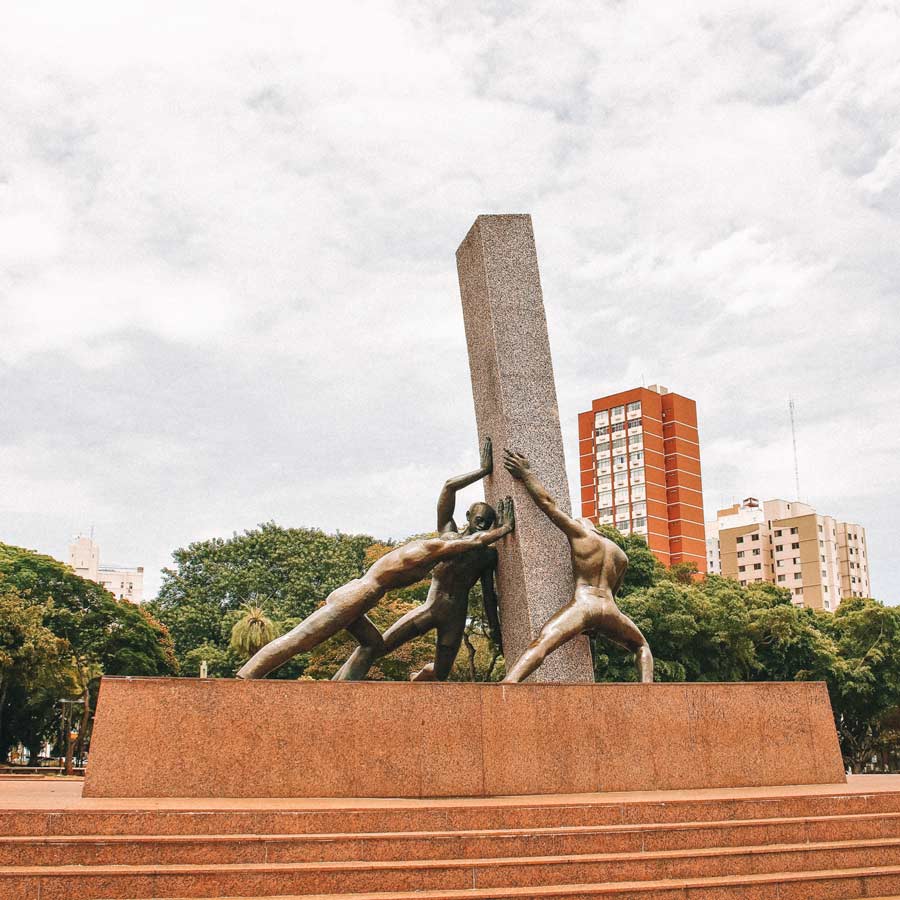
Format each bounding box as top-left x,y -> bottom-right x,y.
571,528 -> 628,593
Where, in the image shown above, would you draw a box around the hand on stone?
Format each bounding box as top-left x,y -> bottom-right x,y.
503,449 -> 530,481
497,495 -> 515,533
480,437 -> 493,474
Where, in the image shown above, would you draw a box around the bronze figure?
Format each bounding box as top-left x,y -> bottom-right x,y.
236,491 -> 514,680
501,450 -> 652,684
334,438 -> 503,682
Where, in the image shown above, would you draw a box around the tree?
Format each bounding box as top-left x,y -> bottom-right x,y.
820,597 -> 900,772
230,605 -> 279,659
148,523 -> 375,675
0,542 -> 177,762
0,587 -> 70,759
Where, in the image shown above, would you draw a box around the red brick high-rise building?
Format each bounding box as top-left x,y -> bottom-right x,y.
577,385 -> 706,572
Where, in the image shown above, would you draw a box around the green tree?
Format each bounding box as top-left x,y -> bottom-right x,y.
0,542 -> 177,762
230,604 -> 279,659
148,523 -> 375,674
820,597 -> 900,772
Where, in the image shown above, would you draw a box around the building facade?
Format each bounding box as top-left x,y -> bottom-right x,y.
68,536 -> 144,604
578,385 -> 706,571
706,498 -> 870,611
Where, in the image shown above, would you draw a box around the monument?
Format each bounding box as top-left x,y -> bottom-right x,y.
82,214 -> 848,801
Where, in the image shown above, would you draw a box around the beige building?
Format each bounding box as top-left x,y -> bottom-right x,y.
705,498 -> 870,611
68,536 -> 144,604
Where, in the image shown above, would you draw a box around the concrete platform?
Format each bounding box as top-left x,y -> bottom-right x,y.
84,677 -> 846,798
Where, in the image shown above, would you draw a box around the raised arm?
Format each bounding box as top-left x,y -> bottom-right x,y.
437,437 -> 493,533
503,450 -> 588,540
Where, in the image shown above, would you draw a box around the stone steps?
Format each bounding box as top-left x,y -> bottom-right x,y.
5,786 -> 900,899
6,839 -> 900,898
6,866 -> 900,900
7,790 -> 900,837
5,812 -> 900,866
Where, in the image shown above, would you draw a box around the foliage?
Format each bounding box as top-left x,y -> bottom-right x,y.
0,542 -> 177,762
230,605 -> 280,659
147,523 -> 375,675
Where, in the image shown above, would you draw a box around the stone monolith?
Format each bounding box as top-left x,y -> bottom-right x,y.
456,214 -> 594,683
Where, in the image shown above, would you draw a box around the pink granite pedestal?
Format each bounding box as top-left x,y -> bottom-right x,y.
83,677 -> 845,799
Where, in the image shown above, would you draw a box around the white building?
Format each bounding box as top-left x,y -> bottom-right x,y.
705,498 -> 871,611
68,536 -> 144,604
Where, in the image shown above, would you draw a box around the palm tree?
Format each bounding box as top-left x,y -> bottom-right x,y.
230,604 -> 279,659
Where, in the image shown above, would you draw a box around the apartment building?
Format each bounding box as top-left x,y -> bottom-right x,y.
578,385 -> 706,571
68,536 -> 144,604
705,498 -> 870,611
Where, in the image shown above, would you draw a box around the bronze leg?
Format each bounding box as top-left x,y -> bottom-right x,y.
331,615 -> 386,681
503,601 -> 592,683
335,605 -> 436,682
595,606 -> 654,684
237,590 -> 368,679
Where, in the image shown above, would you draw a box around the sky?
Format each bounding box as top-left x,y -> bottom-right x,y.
1,1 -> 898,602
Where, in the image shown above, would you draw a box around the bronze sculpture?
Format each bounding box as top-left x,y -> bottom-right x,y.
501,449 -> 653,684
236,492 -> 515,679
334,438 -> 503,682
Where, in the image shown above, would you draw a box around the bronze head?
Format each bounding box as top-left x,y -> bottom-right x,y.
466,501 -> 497,532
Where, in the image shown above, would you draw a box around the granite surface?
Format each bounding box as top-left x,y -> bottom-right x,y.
456,214 -> 594,683
83,677 -> 847,799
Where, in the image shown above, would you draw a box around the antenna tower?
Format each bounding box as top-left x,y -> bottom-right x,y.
789,397 -> 801,500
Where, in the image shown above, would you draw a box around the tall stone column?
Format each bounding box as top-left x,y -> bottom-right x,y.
456,214 -> 594,683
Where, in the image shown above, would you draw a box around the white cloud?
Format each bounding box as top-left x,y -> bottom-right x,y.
0,0 -> 897,601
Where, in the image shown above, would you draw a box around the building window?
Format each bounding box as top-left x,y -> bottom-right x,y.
776,560 -> 784,568
616,521 -> 629,531
777,575 -> 786,582
794,572 -> 802,580
633,517 -> 647,528
611,422 -> 625,433
790,527 -> 798,534
597,442 -> 610,454
791,542 -> 800,550
612,405 -> 625,417
631,468 -> 645,484
752,549 -> 760,556
598,506 -> 613,517
818,524 -> 823,532
629,451 -> 644,466
775,544 -> 783,552
598,476 -> 611,490
627,401 -> 641,414
774,529 -> 782,537
753,563 -> 762,570
820,555 -> 825,562
598,492 -> 612,506
737,551 -> 745,558
737,536 -> 744,544
739,565 -> 746,573
631,485 -> 645,501
613,439 -> 626,451
751,534 -> 760,542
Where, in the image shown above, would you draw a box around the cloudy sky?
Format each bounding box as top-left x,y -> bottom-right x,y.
1,1 -> 898,601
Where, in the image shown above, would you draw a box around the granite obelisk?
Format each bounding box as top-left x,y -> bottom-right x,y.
456,214 -> 594,683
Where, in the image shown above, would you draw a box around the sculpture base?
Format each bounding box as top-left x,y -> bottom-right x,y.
84,677 -> 845,798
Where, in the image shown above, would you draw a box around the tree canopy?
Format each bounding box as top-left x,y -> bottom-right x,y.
0,542 -> 176,762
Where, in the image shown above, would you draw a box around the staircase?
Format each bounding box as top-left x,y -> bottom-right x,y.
5,786 -> 900,899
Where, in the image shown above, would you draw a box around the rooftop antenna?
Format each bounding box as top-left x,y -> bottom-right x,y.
789,396 -> 801,500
